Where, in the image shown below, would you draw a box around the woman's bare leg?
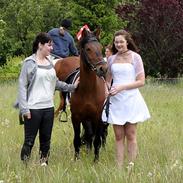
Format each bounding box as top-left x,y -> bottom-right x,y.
125,123 -> 138,162
113,124 -> 125,167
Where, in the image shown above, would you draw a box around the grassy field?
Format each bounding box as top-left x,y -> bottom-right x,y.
0,80 -> 183,183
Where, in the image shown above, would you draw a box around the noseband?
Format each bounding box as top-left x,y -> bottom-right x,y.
82,37 -> 107,72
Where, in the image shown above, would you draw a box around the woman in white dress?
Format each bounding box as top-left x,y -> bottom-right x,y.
102,30 -> 150,167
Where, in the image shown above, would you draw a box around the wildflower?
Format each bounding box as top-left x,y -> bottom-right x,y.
147,172 -> 153,177
126,161 -> 135,174
171,160 -> 179,170
129,161 -> 134,167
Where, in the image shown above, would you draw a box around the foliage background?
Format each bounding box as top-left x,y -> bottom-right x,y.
0,0 -> 122,64
116,0 -> 183,78
0,0 -> 183,78
0,80 -> 183,182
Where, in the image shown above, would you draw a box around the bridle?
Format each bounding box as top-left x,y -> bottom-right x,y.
82,37 -> 107,73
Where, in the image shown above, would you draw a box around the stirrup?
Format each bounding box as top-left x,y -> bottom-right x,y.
58,110 -> 68,122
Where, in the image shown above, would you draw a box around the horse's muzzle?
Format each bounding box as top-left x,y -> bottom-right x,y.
96,65 -> 108,78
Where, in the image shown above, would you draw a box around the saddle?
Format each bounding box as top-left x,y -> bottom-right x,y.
59,68 -> 80,122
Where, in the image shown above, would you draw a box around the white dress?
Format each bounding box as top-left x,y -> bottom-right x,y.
102,51 -> 150,125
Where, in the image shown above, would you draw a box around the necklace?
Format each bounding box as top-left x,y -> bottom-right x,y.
114,50 -> 131,64
118,49 -> 129,55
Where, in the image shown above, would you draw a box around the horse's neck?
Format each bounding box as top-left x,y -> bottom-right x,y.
79,57 -> 105,92
80,69 -> 96,87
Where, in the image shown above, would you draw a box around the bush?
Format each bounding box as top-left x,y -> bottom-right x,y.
116,0 -> 183,78
0,56 -> 24,81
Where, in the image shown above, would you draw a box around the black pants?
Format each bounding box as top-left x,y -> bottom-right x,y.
20,107 -> 54,161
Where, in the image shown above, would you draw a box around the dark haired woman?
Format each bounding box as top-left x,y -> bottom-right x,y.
102,30 -> 150,167
17,32 -> 79,166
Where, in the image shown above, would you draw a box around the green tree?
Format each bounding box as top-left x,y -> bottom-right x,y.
0,0 -> 127,66
0,0 -> 73,64
70,0 -> 125,46
1,0 -> 44,57
116,0 -> 183,78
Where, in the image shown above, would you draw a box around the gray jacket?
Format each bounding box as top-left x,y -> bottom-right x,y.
15,54 -> 76,115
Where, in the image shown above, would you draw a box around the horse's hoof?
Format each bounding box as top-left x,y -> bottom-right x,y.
86,144 -> 92,154
102,142 -> 106,150
93,156 -> 99,163
74,153 -> 80,161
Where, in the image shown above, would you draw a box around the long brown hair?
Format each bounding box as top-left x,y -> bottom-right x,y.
112,30 -> 139,54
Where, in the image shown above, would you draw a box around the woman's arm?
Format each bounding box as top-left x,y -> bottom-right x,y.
18,62 -> 31,116
109,72 -> 145,96
55,77 -> 79,92
105,67 -> 113,89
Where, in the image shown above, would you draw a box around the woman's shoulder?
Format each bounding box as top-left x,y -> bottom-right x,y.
130,50 -> 142,64
130,50 -> 141,58
21,55 -> 37,70
24,54 -> 36,63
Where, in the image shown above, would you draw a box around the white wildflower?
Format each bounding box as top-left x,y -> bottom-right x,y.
171,160 -> 179,170
129,161 -> 134,166
147,172 -> 153,177
126,161 -> 135,172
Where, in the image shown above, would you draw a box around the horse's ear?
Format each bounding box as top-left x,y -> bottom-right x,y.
81,28 -> 89,39
94,27 -> 101,40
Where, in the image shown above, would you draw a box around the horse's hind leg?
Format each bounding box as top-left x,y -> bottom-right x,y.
72,121 -> 81,160
93,124 -> 102,162
54,92 -> 65,116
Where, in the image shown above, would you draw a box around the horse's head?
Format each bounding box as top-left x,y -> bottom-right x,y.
79,28 -> 108,78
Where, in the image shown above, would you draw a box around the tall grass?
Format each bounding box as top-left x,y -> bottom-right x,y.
0,80 -> 182,183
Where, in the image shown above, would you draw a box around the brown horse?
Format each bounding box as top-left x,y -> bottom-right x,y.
70,28 -> 108,162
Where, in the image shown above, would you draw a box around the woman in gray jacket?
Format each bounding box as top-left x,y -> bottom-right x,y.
17,32 -> 79,166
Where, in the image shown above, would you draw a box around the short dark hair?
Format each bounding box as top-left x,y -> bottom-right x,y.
61,19 -> 72,29
32,32 -> 52,53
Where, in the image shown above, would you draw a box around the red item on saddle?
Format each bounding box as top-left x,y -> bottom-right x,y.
76,24 -> 90,40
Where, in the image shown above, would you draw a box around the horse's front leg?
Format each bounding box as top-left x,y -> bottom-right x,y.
82,120 -> 93,152
72,121 -> 81,160
93,123 -> 102,162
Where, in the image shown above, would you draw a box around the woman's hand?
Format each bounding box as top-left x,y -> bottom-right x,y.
24,112 -> 31,119
109,85 -> 125,96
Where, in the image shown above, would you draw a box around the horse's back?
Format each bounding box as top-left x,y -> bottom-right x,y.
55,56 -> 80,81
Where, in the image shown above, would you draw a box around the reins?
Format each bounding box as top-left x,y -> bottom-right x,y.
101,78 -> 112,123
